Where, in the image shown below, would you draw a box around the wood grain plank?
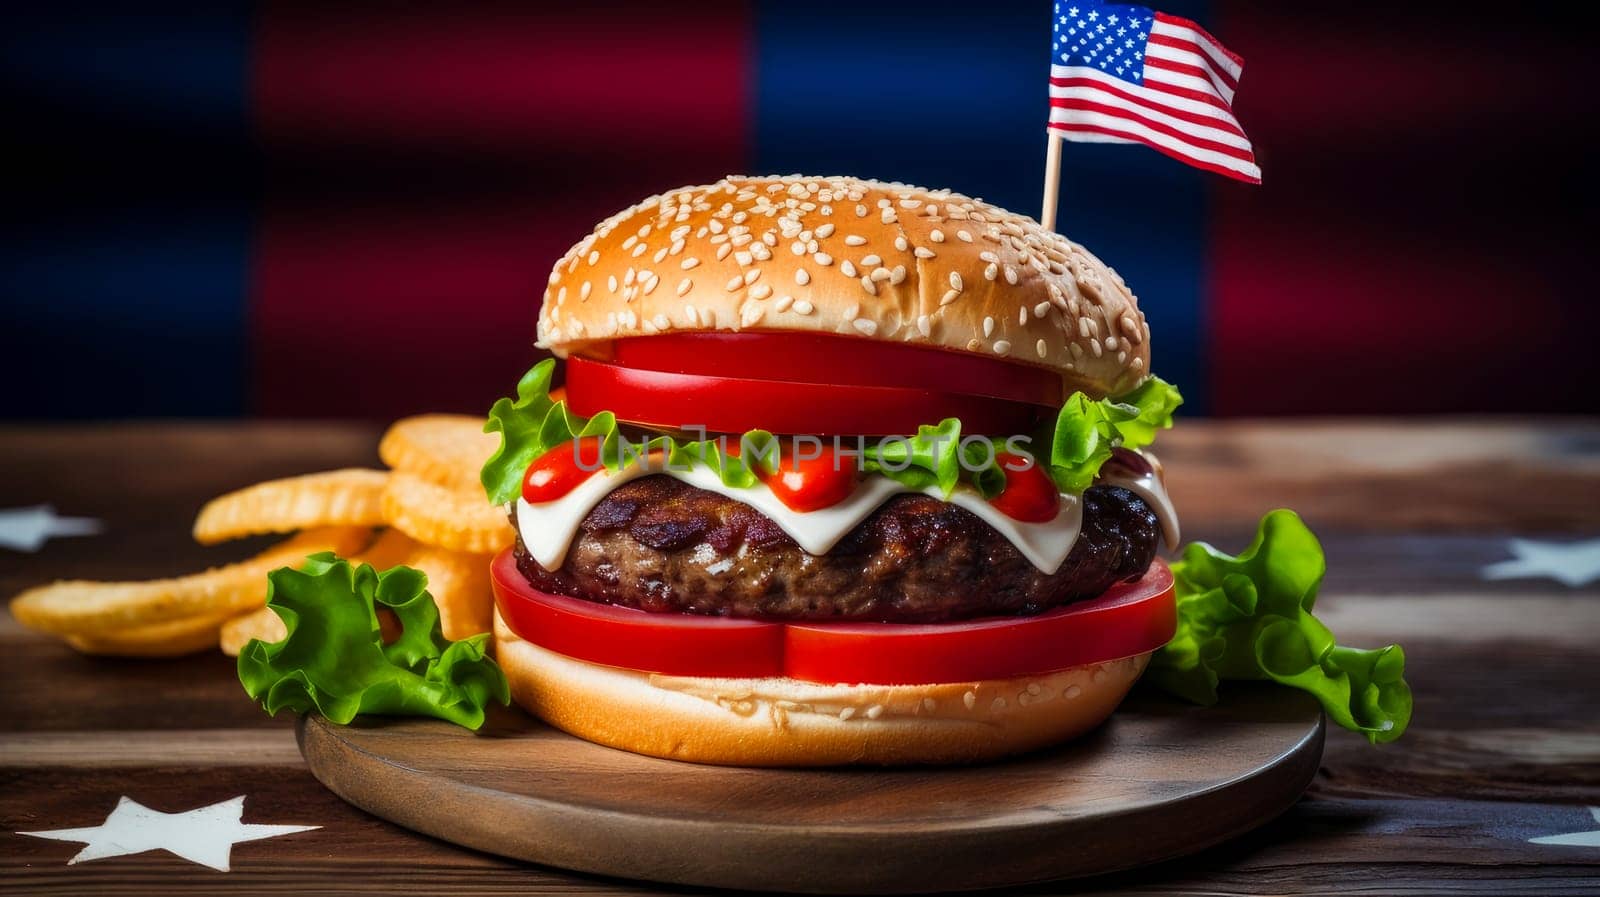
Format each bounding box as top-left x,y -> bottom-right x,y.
0,729 -> 301,768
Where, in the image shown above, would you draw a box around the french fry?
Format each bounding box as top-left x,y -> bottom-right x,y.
378,415 -> 497,490
70,612 -> 233,658
193,469 -> 388,545
381,471 -> 513,554
218,605 -> 283,657
10,526 -> 372,637
402,545 -> 494,640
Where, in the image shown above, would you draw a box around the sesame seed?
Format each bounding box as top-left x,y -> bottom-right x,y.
652,247 -> 667,263
815,223 -> 835,238
984,263 -> 998,281
716,243 -> 732,260
839,707 -> 857,721
587,250 -> 600,265
870,266 -> 891,282
940,289 -> 960,306
880,208 -> 897,224
916,315 -> 932,337
845,234 -> 867,246
642,274 -> 660,295
653,313 -> 670,330
580,282 -> 592,301
734,250 -> 753,266
794,300 -> 814,315
775,295 -> 795,312
930,229 -> 946,243
725,275 -> 743,291
624,267 -> 636,286
963,690 -> 977,710
856,204 -> 868,217
914,246 -> 935,259
556,286 -> 567,303
893,236 -> 908,252
677,278 -> 693,296
1019,307 -> 1028,325
983,316 -> 995,337
608,275 -> 618,293
622,235 -> 638,250
841,260 -> 858,277
744,268 -> 761,284
750,283 -> 772,300
1106,335 -> 1119,350
1004,265 -> 1019,285
1035,302 -> 1051,318
1065,685 -> 1082,699
890,265 -> 907,285
762,231 -> 777,246
681,257 -> 699,270
865,704 -> 884,720
814,252 -> 833,266
549,270 -> 561,286
948,272 -> 964,291
844,303 -> 860,319
992,697 -> 1007,711
957,230 -> 974,242
751,243 -> 772,261
790,241 -> 806,256
684,304 -> 698,325
740,303 -> 764,327
922,697 -> 937,712
795,269 -> 810,286
861,254 -> 882,267
1036,339 -> 1048,358
979,251 -> 998,263
853,318 -> 877,335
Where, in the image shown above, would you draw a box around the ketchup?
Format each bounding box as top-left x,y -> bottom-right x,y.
522,437 -> 605,504
988,452 -> 1061,523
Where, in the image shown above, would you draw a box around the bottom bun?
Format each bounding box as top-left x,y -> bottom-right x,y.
494,611 -> 1150,766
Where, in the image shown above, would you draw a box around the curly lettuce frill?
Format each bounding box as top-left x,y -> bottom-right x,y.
237,553 -> 509,730
479,359 -> 1183,505
1147,510 -> 1413,743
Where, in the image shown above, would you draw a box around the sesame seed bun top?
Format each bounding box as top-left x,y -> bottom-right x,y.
537,175 -> 1152,399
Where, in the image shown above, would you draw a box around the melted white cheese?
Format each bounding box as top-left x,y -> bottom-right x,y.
516,452 -> 1178,575
1099,467 -> 1181,549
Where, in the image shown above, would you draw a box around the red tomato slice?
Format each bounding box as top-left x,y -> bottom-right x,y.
492,550 -> 785,678
491,550 -> 1175,686
565,357 -> 1045,436
606,333 -> 1063,408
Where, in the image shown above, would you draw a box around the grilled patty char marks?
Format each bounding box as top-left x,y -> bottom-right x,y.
514,477 -> 1158,623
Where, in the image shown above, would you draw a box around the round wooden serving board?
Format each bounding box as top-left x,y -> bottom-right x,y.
298,684 -> 1324,894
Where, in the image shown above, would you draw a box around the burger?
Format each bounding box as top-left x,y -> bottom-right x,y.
483,175 -> 1185,765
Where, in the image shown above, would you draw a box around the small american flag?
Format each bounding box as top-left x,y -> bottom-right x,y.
1048,0 -> 1259,183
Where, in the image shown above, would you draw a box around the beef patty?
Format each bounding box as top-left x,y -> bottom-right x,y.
513,476 -> 1159,623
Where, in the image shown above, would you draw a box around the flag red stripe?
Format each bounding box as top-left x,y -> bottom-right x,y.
1049,121 -> 1261,184
1147,33 -> 1238,90
1048,79 -> 1245,137
1152,11 -> 1244,67
1143,56 -> 1233,100
1050,98 -> 1253,159
1049,72 -> 1233,116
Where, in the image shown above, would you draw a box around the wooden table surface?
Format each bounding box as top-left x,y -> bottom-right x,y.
3,419 -> 1598,895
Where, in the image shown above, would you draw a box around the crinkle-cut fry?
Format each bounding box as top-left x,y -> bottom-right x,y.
10,526 -> 372,637
379,415 -> 497,490
69,613 -> 233,658
219,605 -> 284,657
401,545 -> 494,641
381,471 -> 513,554
193,469 -> 388,545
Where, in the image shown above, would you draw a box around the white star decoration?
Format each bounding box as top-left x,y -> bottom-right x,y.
17,796 -> 317,871
1530,807 -> 1600,848
1481,538 -> 1600,588
0,505 -> 103,552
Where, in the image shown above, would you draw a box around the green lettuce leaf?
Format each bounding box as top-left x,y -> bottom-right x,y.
1147,510 -> 1412,743
481,361 -> 1180,503
1049,376 -> 1182,493
237,553 -> 510,730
